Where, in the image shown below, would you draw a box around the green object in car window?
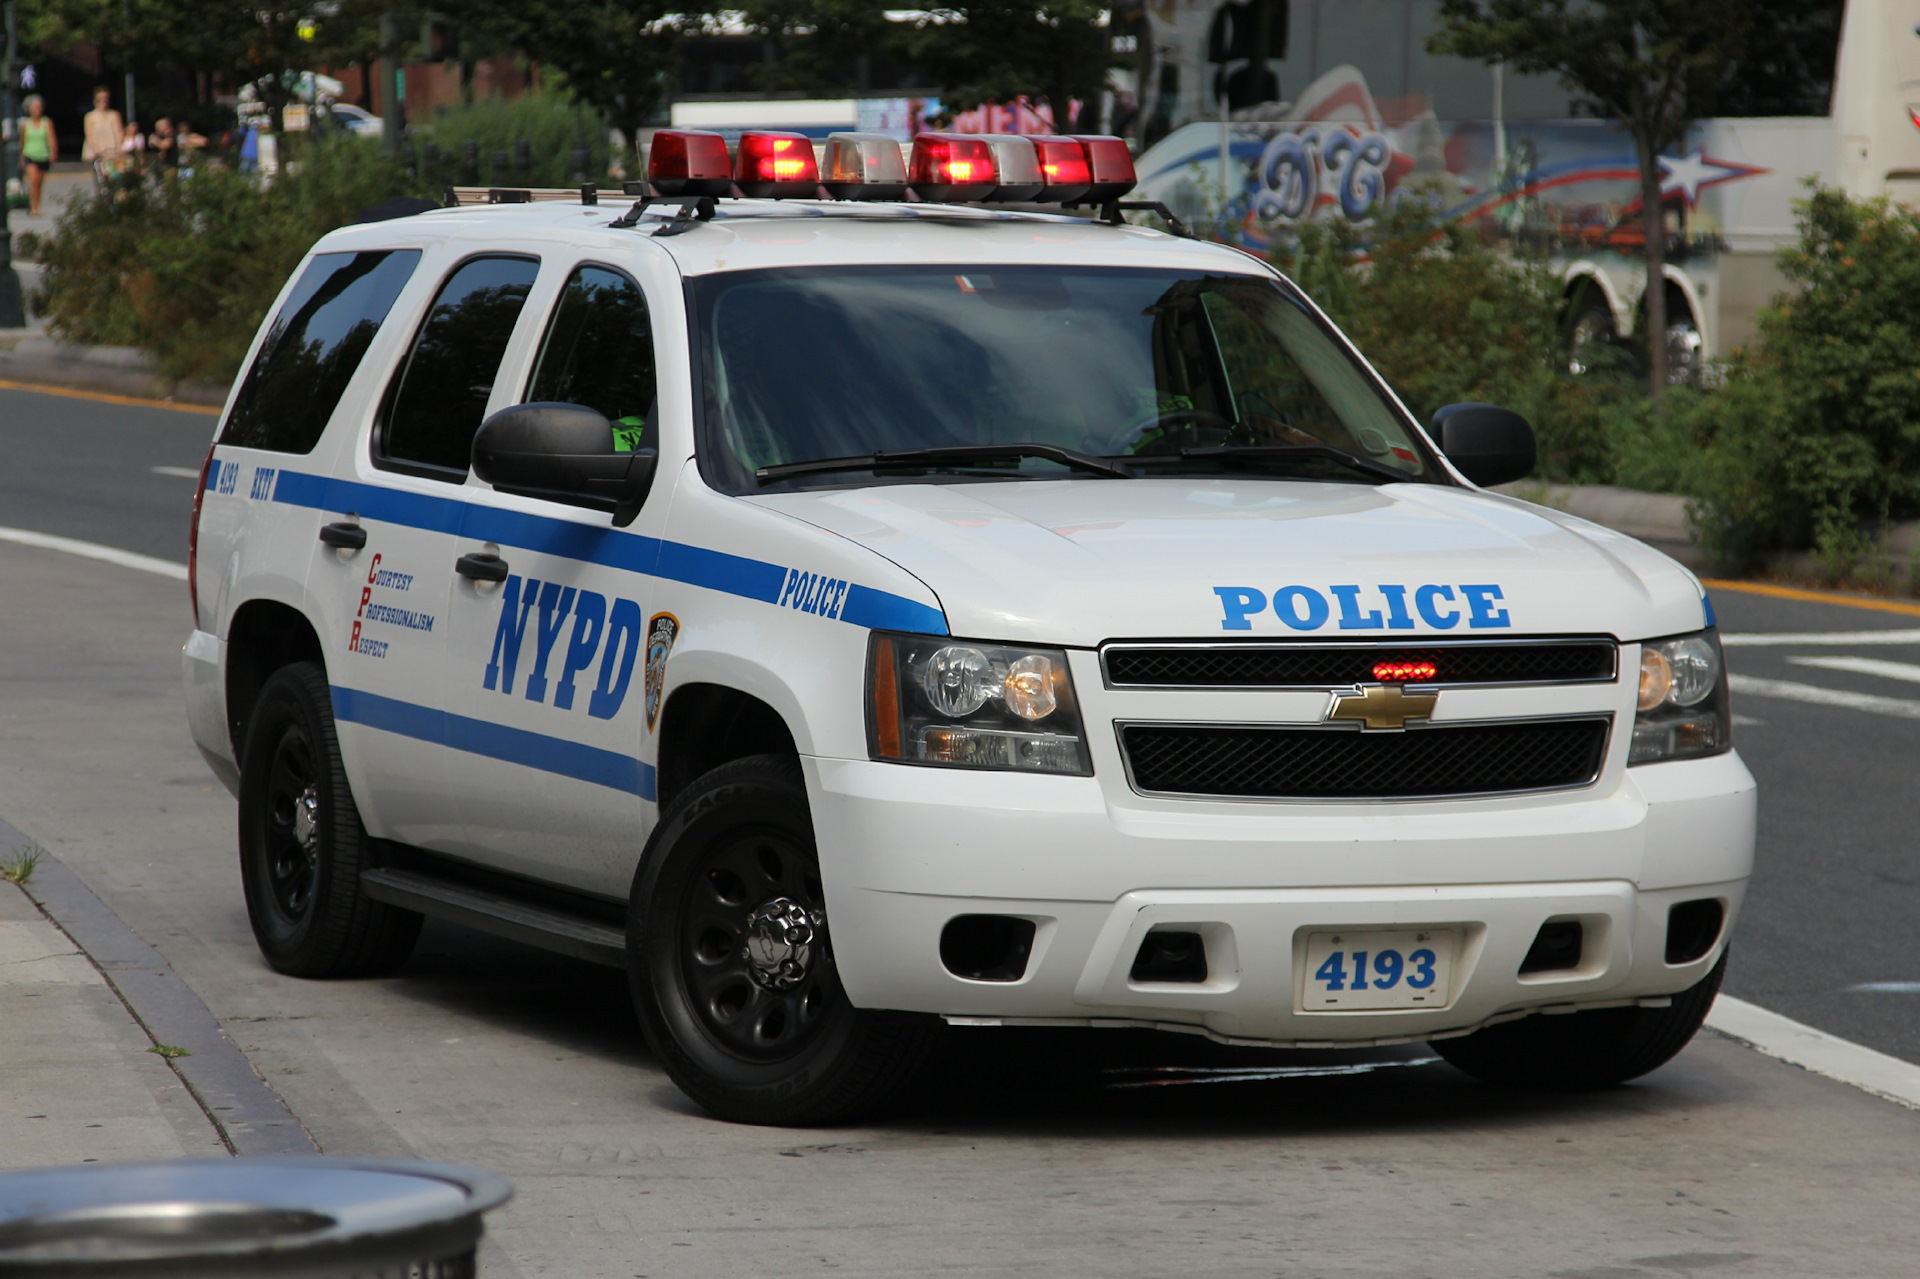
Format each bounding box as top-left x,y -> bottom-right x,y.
612,416 -> 646,453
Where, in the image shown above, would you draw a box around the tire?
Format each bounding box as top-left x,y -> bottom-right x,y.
628,754 -> 941,1125
237,662 -> 421,977
1431,949 -> 1726,1089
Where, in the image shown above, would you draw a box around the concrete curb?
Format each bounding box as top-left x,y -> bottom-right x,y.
0,335 -> 231,409
0,816 -> 318,1157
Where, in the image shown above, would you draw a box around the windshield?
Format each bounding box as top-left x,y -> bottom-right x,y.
691,265 -> 1438,492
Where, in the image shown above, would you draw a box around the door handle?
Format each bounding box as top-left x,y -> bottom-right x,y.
318,522 -> 367,551
455,552 -> 510,583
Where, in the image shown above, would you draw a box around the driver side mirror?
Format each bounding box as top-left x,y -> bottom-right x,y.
1429,402 -> 1536,488
472,402 -> 657,528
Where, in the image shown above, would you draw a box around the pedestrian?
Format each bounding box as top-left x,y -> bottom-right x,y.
238,123 -> 260,176
17,94 -> 56,217
120,118 -> 147,176
81,86 -> 125,186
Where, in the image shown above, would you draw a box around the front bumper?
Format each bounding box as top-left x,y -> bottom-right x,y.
807,750 -> 1755,1046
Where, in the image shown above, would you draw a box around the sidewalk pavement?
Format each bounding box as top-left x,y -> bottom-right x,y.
0,876 -> 226,1166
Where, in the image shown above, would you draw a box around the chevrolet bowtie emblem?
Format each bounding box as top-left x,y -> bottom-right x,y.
1326,683 -> 1440,730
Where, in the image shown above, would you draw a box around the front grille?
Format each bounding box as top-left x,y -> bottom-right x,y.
1103,640 -> 1616,689
1119,717 -> 1611,800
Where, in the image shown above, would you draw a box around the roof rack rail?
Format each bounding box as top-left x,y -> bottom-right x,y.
444,184 -> 601,208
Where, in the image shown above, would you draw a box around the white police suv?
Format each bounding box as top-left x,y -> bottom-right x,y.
181,130 -> 1754,1125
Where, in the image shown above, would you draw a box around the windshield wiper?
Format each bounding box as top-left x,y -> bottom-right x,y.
1161,444 -> 1416,485
756,444 -> 1134,484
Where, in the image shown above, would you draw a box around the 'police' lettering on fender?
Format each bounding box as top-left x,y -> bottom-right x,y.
1212,584 -> 1511,632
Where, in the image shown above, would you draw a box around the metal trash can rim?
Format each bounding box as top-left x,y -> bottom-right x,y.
0,1157 -> 512,1274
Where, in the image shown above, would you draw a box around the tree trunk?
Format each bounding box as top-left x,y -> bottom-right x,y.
1637,136 -> 1667,397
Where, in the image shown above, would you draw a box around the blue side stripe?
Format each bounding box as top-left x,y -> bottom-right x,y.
333,686 -> 656,799
274,470 -> 946,634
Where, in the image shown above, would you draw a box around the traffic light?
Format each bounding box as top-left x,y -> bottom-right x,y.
1207,0 -> 1287,111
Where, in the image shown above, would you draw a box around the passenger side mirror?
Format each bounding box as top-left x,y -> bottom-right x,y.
472,402 -> 657,528
1429,402 -> 1536,488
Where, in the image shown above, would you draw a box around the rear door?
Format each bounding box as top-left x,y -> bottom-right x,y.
436,254 -> 675,898
307,252 -> 544,848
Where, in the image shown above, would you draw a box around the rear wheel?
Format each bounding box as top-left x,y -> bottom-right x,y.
237,662 -> 421,977
1431,950 -> 1726,1089
629,754 -> 941,1125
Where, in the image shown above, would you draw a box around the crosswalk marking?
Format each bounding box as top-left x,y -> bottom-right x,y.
1789,655 -> 1920,685
1722,629 -> 1920,647
1729,674 -> 1920,720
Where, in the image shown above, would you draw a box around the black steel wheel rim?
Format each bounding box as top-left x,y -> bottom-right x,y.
261,723 -> 320,926
676,827 -> 837,1062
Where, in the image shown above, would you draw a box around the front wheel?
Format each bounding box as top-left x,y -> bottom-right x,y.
628,754 -> 940,1125
237,662 -> 421,977
1431,949 -> 1726,1089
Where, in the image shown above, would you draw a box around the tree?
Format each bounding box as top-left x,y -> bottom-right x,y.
1430,0 -> 1754,395
896,0 -> 1122,130
737,0 -> 898,96
446,0 -> 710,175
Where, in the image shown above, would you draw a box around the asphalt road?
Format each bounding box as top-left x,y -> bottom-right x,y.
4,383 -> 1920,1275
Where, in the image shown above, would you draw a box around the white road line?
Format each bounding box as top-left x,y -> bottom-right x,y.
1847,981 -> 1920,994
1722,629 -> 1920,646
1790,655 -> 1920,685
0,526 -> 188,581
150,465 -> 202,479
1707,994 -> 1920,1111
1728,673 -> 1920,719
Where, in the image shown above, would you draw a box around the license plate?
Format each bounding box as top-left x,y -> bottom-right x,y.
1300,929 -> 1457,1011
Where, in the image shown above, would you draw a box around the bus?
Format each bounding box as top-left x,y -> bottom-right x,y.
1127,0 -> 1920,379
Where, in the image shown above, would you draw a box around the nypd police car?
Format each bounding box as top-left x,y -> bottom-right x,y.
180,130 -> 1754,1125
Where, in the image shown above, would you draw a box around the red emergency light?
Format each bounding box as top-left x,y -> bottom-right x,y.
1072,135 -> 1138,202
1030,135 -> 1093,203
1372,660 -> 1439,684
909,134 -> 999,202
734,131 -> 821,198
647,129 -> 733,197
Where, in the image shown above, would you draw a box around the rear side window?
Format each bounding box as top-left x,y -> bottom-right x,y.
379,255 -> 540,476
526,264 -> 658,445
219,249 -> 420,454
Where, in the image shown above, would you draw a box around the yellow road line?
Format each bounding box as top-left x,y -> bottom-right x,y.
0,377 -> 222,415
1702,578 -> 1920,619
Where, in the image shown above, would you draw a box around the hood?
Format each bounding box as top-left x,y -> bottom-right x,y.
749,479 -> 1710,646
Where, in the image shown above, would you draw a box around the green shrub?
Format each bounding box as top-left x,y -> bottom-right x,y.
413,93 -> 611,191
1684,188 -> 1920,571
28,138 -> 428,383
1268,200 -> 1614,484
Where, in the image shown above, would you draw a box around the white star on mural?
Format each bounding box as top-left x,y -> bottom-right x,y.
1657,149 -> 1765,208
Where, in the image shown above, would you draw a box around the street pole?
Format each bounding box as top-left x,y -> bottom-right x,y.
0,0 -> 25,330
379,11 -> 403,156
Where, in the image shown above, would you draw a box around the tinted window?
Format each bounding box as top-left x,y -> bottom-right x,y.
526,264 -> 658,446
694,266 -> 1430,492
380,255 -> 540,474
219,250 -> 420,453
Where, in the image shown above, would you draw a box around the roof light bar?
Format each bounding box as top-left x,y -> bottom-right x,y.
980,136 -> 1044,202
1029,136 -> 1093,204
648,129 -> 733,197
908,133 -> 999,202
734,131 -> 821,198
822,133 -> 909,200
1072,135 -> 1138,202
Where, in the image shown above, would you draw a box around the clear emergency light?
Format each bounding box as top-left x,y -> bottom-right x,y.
980,136 -> 1044,202
734,131 -> 820,198
647,129 -> 733,197
907,134 -> 1000,201
822,133 -> 910,199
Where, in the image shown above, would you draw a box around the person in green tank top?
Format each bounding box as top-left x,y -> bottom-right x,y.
18,95 -> 57,217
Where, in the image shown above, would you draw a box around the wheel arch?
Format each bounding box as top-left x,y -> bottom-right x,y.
654,681 -> 800,814
226,599 -> 326,759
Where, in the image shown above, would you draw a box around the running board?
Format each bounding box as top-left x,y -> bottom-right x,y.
361,867 -> 627,969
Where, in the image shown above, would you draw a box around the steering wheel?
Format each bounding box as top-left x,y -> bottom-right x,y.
1104,407 -> 1239,457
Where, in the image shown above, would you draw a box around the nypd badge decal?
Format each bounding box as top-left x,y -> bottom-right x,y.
645,613 -> 679,731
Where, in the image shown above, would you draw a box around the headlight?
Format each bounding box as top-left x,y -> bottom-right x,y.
1629,630 -> 1731,766
869,634 -> 1091,774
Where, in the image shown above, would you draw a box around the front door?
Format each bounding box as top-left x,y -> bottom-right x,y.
438,258 -> 675,899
